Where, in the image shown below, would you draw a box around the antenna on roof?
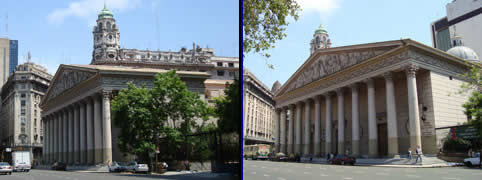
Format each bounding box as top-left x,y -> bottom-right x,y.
27,51 -> 31,63
4,13 -> 8,38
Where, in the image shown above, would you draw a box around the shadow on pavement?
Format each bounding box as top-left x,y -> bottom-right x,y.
108,172 -> 237,180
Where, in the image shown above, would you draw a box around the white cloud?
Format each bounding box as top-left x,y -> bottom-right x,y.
47,0 -> 140,25
296,0 -> 341,18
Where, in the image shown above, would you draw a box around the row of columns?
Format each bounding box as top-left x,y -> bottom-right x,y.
275,66 -> 422,157
42,91 -> 113,165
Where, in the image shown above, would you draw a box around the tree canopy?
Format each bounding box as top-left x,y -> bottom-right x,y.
215,80 -> 241,134
243,0 -> 301,68
111,70 -> 211,161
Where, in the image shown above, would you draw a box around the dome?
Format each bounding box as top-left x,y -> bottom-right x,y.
447,46 -> 479,63
314,25 -> 327,34
98,3 -> 113,18
272,80 -> 281,93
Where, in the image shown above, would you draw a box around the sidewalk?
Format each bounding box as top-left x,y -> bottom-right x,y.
299,156 -> 459,168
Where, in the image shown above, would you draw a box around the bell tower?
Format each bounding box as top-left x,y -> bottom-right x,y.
92,1 -> 120,64
310,24 -> 331,55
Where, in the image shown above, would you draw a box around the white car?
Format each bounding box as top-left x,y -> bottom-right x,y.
464,157 -> 481,167
0,162 -> 12,175
126,162 -> 149,173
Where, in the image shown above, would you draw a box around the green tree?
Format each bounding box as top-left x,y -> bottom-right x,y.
215,80 -> 241,134
243,0 -> 301,68
111,70 -> 211,162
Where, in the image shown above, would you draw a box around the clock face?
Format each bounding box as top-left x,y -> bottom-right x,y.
109,35 -> 113,40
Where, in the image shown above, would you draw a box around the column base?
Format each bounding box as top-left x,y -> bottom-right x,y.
103,148 -> 113,165
351,140 -> 360,156
368,139 -> 378,157
338,142 -> 345,154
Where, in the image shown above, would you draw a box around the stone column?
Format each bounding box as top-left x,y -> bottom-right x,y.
313,96 -> 321,156
351,84 -> 360,156
303,99 -> 311,156
102,91 -> 113,165
94,94 -> 103,164
324,93 -> 332,154
288,105 -> 295,154
44,117 -> 49,164
51,115 -> 55,163
384,72 -> 399,157
295,102 -> 302,154
63,110 -> 68,163
86,98 -> 95,165
74,104 -> 80,164
405,65 -> 422,151
274,109 -> 281,153
336,88 -> 345,154
58,111 -> 63,162
365,78 -> 378,157
80,101 -> 87,165
280,108 -> 287,153
69,107 -> 74,164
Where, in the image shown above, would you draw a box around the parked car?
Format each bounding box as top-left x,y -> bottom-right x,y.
0,162 -> 12,175
328,155 -> 356,165
51,162 -> 67,171
109,161 -> 127,172
273,153 -> 287,161
464,153 -> 481,167
126,162 -> 149,173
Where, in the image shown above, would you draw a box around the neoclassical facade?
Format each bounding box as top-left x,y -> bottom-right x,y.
40,5 -> 236,166
273,32 -> 473,157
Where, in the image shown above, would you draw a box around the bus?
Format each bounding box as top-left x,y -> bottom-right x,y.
243,144 -> 271,160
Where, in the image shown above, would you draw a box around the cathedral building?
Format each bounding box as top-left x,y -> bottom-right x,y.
40,4 -> 238,167
273,25 -> 478,158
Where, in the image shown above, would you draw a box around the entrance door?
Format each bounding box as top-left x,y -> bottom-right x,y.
377,123 -> 388,156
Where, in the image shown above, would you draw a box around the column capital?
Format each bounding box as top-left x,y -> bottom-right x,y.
363,78 -> 375,86
313,95 -> 322,103
349,83 -> 360,90
404,64 -> 419,77
304,98 -> 312,104
102,90 -> 112,99
336,88 -> 344,96
322,92 -> 334,98
383,71 -> 394,80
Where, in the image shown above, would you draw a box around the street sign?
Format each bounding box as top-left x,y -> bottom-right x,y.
451,126 -> 480,140
5,148 -> 11,152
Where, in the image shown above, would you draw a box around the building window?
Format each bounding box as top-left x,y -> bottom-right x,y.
20,84 -> 26,89
21,76 -> 26,80
21,117 -> 25,125
21,109 -> 26,115
21,100 -> 26,106
217,62 -> 223,67
228,63 -> 234,67
229,72 -> 235,77
217,70 -> 225,76
21,93 -> 26,98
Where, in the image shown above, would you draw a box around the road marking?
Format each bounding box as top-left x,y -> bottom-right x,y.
320,167 -> 326,170
443,178 -> 459,180
406,174 -> 421,178
354,170 -> 364,174
303,172 -> 311,174
251,172 -> 257,174
320,173 -> 328,176
278,178 -> 287,180
344,178 -> 353,180
375,172 -> 389,176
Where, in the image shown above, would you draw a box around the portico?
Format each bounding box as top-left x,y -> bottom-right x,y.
273,39 -> 472,158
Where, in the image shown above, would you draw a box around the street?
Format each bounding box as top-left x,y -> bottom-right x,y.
0,169 -> 234,180
243,160 -> 482,180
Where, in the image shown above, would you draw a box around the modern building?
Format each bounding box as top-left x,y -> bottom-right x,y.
242,69 -> 276,146
40,4 -> 238,166
272,26 -> 475,158
0,38 -> 11,87
0,62 -> 53,165
9,40 -> 18,75
431,0 -> 481,55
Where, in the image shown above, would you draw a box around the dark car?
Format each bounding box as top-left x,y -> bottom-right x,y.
329,155 -> 356,165
51,162 -> 67,171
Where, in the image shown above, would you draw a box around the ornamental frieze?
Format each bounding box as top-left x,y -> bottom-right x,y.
47,70 -> 96,101
287,49 -> 387,92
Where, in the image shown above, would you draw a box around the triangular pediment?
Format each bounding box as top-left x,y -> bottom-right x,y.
276,40 -> 404,96
42,65 -> 97,104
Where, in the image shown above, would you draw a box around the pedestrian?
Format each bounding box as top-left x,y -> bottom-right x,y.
408,148 -> 412,160
415,146 -> 422,164
468,148 -> 473,157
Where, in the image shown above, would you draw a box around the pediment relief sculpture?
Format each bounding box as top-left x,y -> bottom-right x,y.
47,69 -> 96,101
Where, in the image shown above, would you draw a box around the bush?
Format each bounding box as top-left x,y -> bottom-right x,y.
442,134 -> 472,153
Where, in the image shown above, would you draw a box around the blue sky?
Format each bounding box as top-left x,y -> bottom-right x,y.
0,0 -> 239,74
244,0 -> 454,89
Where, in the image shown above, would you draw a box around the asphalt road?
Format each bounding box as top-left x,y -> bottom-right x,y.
0,169 -> 234,180
243,160 -> 482,180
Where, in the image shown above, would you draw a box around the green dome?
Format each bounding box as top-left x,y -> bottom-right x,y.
315,25 -> 327,34
98,2 -> 113,18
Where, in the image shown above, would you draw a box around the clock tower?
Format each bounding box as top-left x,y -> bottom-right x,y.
92,2 -> 120,64
310,24 -> 331,55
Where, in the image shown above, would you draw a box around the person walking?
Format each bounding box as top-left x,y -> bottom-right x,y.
415,146 -> 422,164
408,148 -> 412,160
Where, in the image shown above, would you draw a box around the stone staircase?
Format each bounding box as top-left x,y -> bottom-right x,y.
301,155 -> 449,166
